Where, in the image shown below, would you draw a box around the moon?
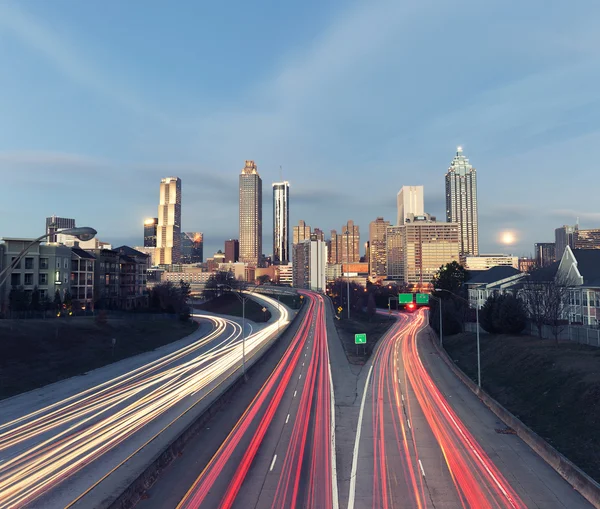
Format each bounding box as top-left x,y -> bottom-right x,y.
501,231 -> 516,245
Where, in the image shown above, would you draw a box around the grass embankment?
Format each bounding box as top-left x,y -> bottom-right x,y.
0,317 -> 198,400
334,308 -> 394,364
196,293 -> 272,322
444,332 -> 600,483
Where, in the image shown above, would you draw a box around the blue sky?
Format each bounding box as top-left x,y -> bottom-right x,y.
1,0 -> 599,258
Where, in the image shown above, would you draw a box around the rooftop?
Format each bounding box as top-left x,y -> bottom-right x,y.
466,266 -> 522,285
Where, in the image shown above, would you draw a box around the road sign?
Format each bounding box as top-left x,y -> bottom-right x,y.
416,293 -> 430,304
399,293 -> 413,304
337,306 -> 343,313
355,333 -> 367,344
262,307 -> 267,312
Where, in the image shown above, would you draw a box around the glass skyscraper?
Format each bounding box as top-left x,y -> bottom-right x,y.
157,177 -> 182,265
445,147 -> 479,257
239,161 -> 262,267
272,181 -> 290,264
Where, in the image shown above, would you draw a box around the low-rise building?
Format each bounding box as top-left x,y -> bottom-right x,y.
88,249 -> 120,309
70,247 -> 96,311
465,254 -> 518,271
115,246 -> 149,309
277,263 -> 293,286
466,266 -> 527,309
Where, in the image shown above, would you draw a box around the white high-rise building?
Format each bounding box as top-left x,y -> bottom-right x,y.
445,147 -> 479,257
292,236 -> 327,291
239,161 -> 263,267
157,177 -> 182,265
272,181 -> 290,264
397,186 -> 424,225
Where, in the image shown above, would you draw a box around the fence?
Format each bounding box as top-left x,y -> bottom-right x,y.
464,321 -> 600,348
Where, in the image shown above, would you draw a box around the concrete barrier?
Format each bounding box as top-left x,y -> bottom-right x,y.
103,302 -> 307,509
427,328 -> 600,509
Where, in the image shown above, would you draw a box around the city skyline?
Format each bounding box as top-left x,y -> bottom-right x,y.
1,2 -> 599,258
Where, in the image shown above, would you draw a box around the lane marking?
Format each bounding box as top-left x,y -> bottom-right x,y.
269,454 -> 277,472
302,362 -> 305,367
401,394 -> 404,402
418,459 -> 426,477
285,414 -> 290,424
407,419 -> 411,429
348,365 -> 374,509
293,390 -> 297,398
328,348 -> 340,509
299,374 -> 302,380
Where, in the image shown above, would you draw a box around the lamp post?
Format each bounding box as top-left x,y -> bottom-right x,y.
344,229 -> 350,319
436,288 -> 481,388
0,226 -> 97,310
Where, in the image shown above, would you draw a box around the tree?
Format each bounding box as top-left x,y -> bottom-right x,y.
257,274 -> 271,285
497,294 -> 527,334
366,291 -> 376,321
53,290 -> 62,313
31,286 -> 41,313
480,294 -> 499,333
63,290 -> 73,312
432,261 -> 469,294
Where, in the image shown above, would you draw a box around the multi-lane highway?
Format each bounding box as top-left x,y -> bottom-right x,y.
0,292 -> 290,508
348,308 -> 592,509
175,290 -> 336,509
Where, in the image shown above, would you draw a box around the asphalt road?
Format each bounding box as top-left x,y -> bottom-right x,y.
0,292 -> 289,509
159,291 -> 337,509
348,309 -> 593,509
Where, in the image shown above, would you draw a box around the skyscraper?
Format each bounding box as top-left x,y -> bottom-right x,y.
157,176 -> 182,265
397,186 -> 424,225
445,146 -> 479,257
46,216 -> 76,242
555,224 -> 578,260
239,160 -> 262,267
293,220 -> 311,244
292,236 -> 327,291
272,181 -> 290,264
224,239 -> 239,263
181,232 -> 203,263
144,218 -> 158,247
534,242 -> 556,268
339,220 -> 360,263
313,228 -> 325,242
369,217 -> 390,276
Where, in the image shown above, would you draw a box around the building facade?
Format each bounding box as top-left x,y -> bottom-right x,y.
272,181 -> 290,264
157,177 -> 182,265
534,242 -> 556,268
386,226 -> 404,280
181,232 -> 203,264
369,217 -> 390,276
292,237 -> 327,292
115,246 -> 149,309
338,220 -> 360,264
397,186 -> 424,225
293,220 -> 311,245
445,146 -> 479,257
555,224 -> 578,261
464,254 -> 519,271
70,247 -> 96,311
313,228 -> 325,241
224,239 -> 239,263
574,229 -> 600,250
239,160 -> 262,267
46,216 -> 76,243
144,218 -> 158,247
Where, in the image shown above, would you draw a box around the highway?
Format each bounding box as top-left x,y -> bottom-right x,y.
348,309 -> 592,509
171,290 -> 337,509
0,292 -> 290,508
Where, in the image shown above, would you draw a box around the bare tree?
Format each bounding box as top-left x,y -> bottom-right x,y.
521,271 -> 570,343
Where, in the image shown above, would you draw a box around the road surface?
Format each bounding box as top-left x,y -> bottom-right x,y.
0,292 -> 290,508
173,291 -> 337,509
348,309 -> 592,509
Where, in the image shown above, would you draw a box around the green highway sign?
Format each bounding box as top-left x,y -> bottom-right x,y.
416,293 -> 430,304
355,333 -> 367,345
399,293 -> 413,304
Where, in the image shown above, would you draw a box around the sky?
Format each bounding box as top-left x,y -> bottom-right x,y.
1,0 -> 599,259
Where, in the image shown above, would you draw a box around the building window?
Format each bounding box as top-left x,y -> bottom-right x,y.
11,273 -> 20,286
583,292 -> 588,307
39,289 -> 47,300
64,258 -> 69,269
55,271 -> 61,283
11,257 -> 21,269
39,273 -> 48,285
40,258 -> 49,269
25,258 -> 34,269
56,258 -> 61,269
24,273 -> 33,286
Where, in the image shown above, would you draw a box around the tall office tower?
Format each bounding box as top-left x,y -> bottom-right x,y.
46,216 -> 76,242
239,160 -> 262,267
224,239 -> 239,263
397,186 -> 424,225
534,242 -> 556,268
144,218 -> 158,247
386,226 -> 404,280
157,176 -> 182,265
293,220 -> 311,245
555,224 -> 578,260
445,147 -> 479,257
272,181 -> 290,264
329,230 -> 339,264
369,217 -> 390,276
574,229 -> 600,249
339,220 -> 360,263
292,236 -> 327,291
313,228 -> 325,241
181,232 -> 203,263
